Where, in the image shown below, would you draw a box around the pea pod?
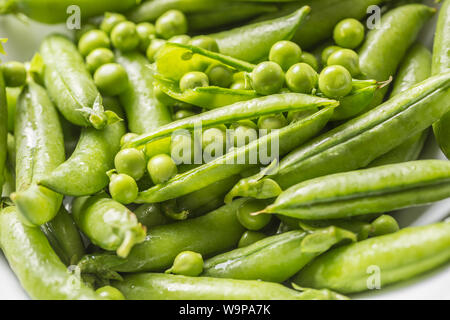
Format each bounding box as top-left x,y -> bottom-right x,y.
72,193 -> 146,258
358,4 -> 435,107
203,227 -> 356,282
38,105 -> 126,197
294,222 -> 450,293
112,273 -> 348,300
136,105 -> 336,204
260,160 -> 450,220
432,0 -> 450,159
40,35 -> 118,129
78,199 -> 247,274
0,69 -> 6,191
116,51 -> 172,134
0,206 -> 100,300
209,6 -> 311,63
0,0 -> 140,24
226,72 -> 450,201
6,87 -> 20,133
12,80 -> 64,226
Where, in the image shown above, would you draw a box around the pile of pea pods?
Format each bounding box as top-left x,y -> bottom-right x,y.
0,0 -> 449,300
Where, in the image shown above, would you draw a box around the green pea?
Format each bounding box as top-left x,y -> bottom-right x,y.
286,63 -> 319,94
202,128 -> 226,160
232,125 -> 258,148
148,154 -> 178,185
269,40 -> 302,71
100,12 -> 126,35
136,22 -> 157,52
165,251 -> 203,277
251,61 -> 284,95
170,134 -> 194,165
94,63 -> 129,96
114,148 -> 146,181
134,203 -> 170,229
173,110 -> 196,120
85,48 -> 115,73
111,21 -> 140,52
179,71 -> 209,92
78,30 -> 110,57
120,133 -> 139,148
1,61 -> 26,87
168,34 -> 191,45
333,18 -> 365,49
95,286 -> 125,300
257,114 -> 288,131
318,65 -> 352,99
146,39 -> 167,63
321,45 -> 342,65
237,199 -> 272,231
230,80 -> 252,90
190,36 -> 219,52
370,215 -> 399,237
207,65 -> 233,88
238,231 -> 267,248
233,71 -> 246,83
75,23 -> 96,42
109,173 -> 139,205
327,48 -> 360,77
300,52 -> 319,71
155,10 -> 188,40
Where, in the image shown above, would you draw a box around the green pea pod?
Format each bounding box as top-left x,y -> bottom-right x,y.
78,199 -> 247,274
432,0 -> 450,159
330,83 -> 379,121
116,51 -> 172,134
41,207 -> 85,266
209,6 -> 311,63
72,193 -> 146,258
40,35 -> 119,129
358,4 -> 435,107
226,72 -> 450,201
203,227 -> 356,283
12,80 -> 64,226
39,105 -> 126,197
0,69 -> 6,191
136,106 -> 336,204
112,273 -> 348,300
294,222 -> 450,293
0,0 -> 140,24
6,87 -> 20,133
126,93 -> 337,148
0,206 -> 101,300
261,160 -> 450,220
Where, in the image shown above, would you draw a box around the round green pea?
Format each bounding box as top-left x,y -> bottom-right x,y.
120,133 -> 139,147
111,21 -> 140,52
321,45 -> 342,65
146,39 -> 167,63
257,114 -> 288,131
327,48 -> 360,77
230,80 -> 252,90
318,65 -> 353,99
114,148 -> 146,181
238,231 -> 267,248
170,134 -> 194,164
286,63 -> 319,94
1,61 -> 26,87
75,23 -> 96,42
174,110 -> 196,121
168,34 -> 191,45
237,199 -> 272,231
370,215 -> 399,237
155,10 -> 188,40
109,173 -> 139,205
251,61 -> 284,95
78,30 -> 110,57
190,36 -> 219,52
333,18 -> 365,49
232,125 -> 258,148
300,52 -> 319,71
136,22 -> 156,52
96,286 -> 125,300
269,40 -> 302,71
202,128 -> 226,159
179,71 -> 209,92
148,154 -> 178,185
94,63 -> 129,96
166,251 -> 203,277
85,48 -> 115,73
100,12 -> 126,35
207,65 -> 233,88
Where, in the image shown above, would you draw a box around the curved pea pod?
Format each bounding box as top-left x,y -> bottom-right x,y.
112,273 -> 348,300
0,0 -> 140,24
136,105 -> 336,204
116,51 -> 171,135
0,69 -> 6,191
12,80 -> 65,226
126,93 -> 336,149
41,207 -> 85,266
358,4 -> 435,107
260,160 -> 450,220
155,75 -> 258,110
294,222 -> 450,294
209,6 -> 310,63
203,227 -> 356,283
78,199 -> 247,274
433,0 -> 450,159
226,72 -> 450,200
72,194 -> 146,258
40,35 -> 119,129
0,206 -> 101,300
